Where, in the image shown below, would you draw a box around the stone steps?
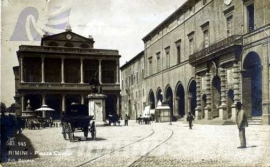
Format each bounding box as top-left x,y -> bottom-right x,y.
248,117 -> 262,125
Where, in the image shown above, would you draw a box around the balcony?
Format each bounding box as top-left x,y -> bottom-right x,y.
189,35 -> 242,66
19,82 -> 120,91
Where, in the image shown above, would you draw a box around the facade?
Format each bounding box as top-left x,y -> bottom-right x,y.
13,28 -> 121,120
121,0 -> 270,124
120,51 -> 145,119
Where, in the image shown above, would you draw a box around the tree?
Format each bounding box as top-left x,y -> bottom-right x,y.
1,102 -> 7,114
7,103 -> 16,113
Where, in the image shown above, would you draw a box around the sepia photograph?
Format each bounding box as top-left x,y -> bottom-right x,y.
1,0 -> 270,166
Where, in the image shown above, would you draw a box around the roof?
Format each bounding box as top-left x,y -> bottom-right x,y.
142,0 -> 190,42
120,51 -> 144,70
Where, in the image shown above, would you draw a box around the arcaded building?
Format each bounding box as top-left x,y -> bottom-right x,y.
13,28 -> 121,119
121,0 -> 270,124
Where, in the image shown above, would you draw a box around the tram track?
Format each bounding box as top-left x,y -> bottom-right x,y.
128,128 -> 174,167
75,128 -> 155,167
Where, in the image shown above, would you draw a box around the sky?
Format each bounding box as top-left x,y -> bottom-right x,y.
1,0 -> 186,106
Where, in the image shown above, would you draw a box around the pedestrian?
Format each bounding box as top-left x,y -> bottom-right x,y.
187,112 -> 195,129
236,102 -> 248,149
89,121 -> 96,140
124,114 -> 130,126
49,116 -> 53,127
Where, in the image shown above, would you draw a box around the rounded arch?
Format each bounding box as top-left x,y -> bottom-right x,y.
156,87 -> 163,103
188,79 -> 197,116
242,51 -> 262,116
148,89 -> 155,109
212,75 -> 221,118
175,82 -> 185,117
165,84 -> 173,120
165,84 -> 173,103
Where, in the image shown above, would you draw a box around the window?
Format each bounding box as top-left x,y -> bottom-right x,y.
188,31 -> 195,55
148,57 -> 153,75
247,3 -> 254,32
200,22 -> 209,48
156,52 -> 161,72
142,69 -> 144,78
175,40 -> 181,64
227,16 -> 233,36
203,29 -> 209,48
165,47 -> 170,68
189,38 -> 194,55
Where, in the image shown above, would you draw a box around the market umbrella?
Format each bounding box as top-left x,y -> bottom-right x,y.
35,104 -> 55,118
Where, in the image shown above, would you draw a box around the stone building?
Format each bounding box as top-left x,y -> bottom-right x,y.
121,0 -> 270,124
120,51 -> 145,119
13,28 -> 121,119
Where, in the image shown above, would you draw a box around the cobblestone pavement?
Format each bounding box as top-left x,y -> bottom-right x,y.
2,120 -> 270,167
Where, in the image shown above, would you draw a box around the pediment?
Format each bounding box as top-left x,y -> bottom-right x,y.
42,31 -> 93,42
41,31 -> 94,48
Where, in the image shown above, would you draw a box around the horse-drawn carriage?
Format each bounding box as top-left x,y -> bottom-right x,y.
61,104 -> 95,141
108,114 -> 121,126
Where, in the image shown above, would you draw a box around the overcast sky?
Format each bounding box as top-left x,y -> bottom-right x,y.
1,0 -> 186,106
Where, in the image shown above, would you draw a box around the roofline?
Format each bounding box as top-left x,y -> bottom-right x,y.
142,0 -> 190,42
120,51 -> 144,70
41,31 -> 94,46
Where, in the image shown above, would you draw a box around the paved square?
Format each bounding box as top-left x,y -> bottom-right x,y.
2,121 -> 270,167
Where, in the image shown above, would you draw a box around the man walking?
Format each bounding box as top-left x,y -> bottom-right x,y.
187,112 -> 195,129
236,102 -> 248,149
124,114 -> 130,126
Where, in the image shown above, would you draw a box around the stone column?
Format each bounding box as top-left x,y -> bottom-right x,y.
231,62 -> 241,122
41,57 -> 45,83
262,42 -> 270,124
21,94 -> 25,114
81,94 -> 85,105
116,60 -> 119,84
204,72 -> 212,120
42,94 -> 46,105
80,58 -> 84,84
61,57 -> 65,83
99,59 -> 102,84
20,57 -> 24,82
195,75 -> 202,120
219,67 -> 228,120
62,94 -> 66,112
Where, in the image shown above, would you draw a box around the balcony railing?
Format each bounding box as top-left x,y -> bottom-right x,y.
19,82 -> 120,91
19,45 -> 119,55
189,35 -> 242,65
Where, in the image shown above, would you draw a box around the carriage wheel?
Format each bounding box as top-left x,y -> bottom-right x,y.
83,127 -> 88,138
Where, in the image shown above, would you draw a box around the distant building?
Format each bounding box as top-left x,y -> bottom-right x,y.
120,51 -> 145,119
13,28 -> 121,119
121,0 -> 270,124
